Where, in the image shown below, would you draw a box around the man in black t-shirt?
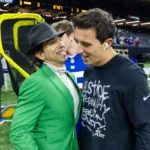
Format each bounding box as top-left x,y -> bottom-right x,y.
73,8 -> 150,150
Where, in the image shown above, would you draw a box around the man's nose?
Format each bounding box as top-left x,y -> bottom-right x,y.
77,43 -> 84,54
59,40 -> 65,48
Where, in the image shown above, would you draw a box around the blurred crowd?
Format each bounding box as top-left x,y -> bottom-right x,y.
114,28 -> 140,46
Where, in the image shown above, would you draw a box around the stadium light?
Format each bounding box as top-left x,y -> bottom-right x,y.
132,24 -> 139,26
117,23 -> 124,25
4,3 -> 9,7
19,0 -> 22,5
126,21 -> 140,24
141,22 -> 150,26
81,9 -> 87,12
24,1 -> 31,5
113,19 -> 126,23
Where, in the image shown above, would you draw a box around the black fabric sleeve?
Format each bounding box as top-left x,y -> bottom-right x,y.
124,70 -> 150,150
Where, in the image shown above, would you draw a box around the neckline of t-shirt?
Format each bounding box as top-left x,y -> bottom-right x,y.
93,54 -> 121,70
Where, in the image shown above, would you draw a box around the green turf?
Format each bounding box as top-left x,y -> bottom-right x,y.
0,123 -> 15,150
0,75 -> 17,150
144,63 -> 150,68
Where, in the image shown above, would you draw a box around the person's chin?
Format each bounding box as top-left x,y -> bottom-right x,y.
60,56 -> 67,62
83,59 -> 91,65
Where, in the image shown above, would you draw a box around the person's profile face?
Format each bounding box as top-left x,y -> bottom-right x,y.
36,37 -> 67,66
75,28 -> 104,66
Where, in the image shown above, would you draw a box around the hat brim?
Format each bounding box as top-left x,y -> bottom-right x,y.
26,31 -> 65,55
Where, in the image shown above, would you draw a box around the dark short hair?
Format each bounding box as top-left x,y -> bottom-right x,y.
30,43 -> 43,65
51,20 -> 75,36
73,8 -> 116,44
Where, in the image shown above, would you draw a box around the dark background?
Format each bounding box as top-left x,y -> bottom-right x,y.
15,0 -> 149,18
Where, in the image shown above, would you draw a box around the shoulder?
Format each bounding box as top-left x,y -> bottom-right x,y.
21,69 -> 45,89
123,57 -> 145,77
120,58 -> 147,86
116,55 -> 145,76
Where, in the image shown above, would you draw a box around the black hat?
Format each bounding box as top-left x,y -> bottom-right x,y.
27,22 -> 65,55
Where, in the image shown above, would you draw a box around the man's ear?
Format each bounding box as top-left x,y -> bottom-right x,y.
70,33 -> 75,40
35,51 -> 45,61
106,38 -> 113,47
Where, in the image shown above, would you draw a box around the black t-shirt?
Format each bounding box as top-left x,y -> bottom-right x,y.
81,54 -> 150,150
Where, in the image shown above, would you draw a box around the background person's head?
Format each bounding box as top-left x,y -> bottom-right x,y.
27,22 -> 67,67
5,50 -> 10,56
73,8 -> 116,66
51,20 -> 78,56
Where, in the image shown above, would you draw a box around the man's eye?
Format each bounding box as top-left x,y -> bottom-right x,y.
83,43 -> 91,47
49,39 -> 56,44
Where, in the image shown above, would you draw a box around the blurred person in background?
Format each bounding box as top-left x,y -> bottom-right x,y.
127,36 -> 133,45
73,8 -> 150,150
0,55 -> 4,125
119,35 -> 124,45
51,20 -> 86,149
1,50 -> 10,92
134,37 -> 140,47
10,22 -> 82,150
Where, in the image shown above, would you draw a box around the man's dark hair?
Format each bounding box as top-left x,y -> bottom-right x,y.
30,43 -> 43,65
73,8 -> 116,44
51,20 -> 75,36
